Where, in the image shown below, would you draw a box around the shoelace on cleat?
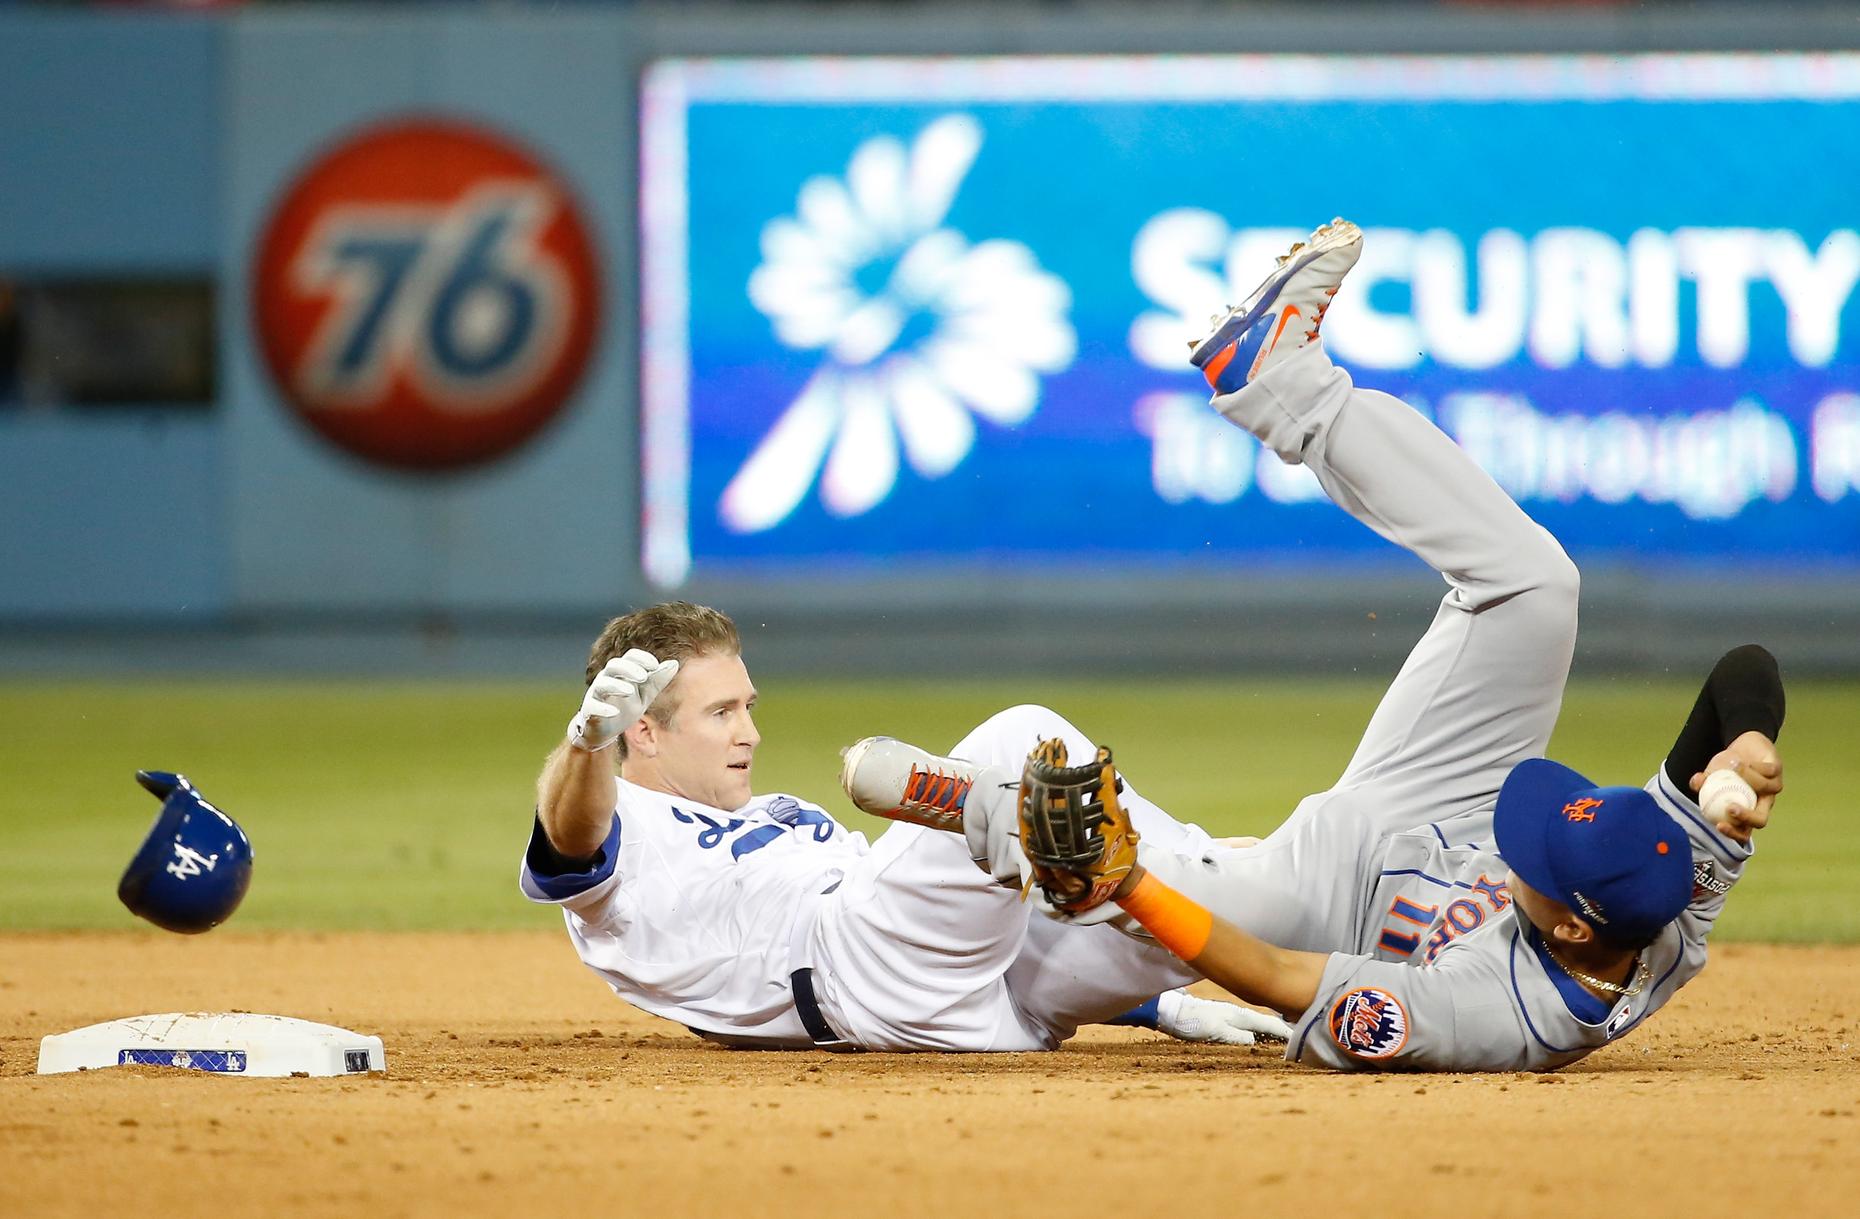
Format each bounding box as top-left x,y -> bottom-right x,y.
902,766 -> 972,811
1306,286 -> 1339,342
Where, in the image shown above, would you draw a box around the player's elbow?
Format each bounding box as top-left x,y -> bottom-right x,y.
537,805 -> 608,861
1716,643 -> 1779,680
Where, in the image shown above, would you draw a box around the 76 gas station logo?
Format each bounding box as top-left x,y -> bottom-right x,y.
254,119 -> 600,472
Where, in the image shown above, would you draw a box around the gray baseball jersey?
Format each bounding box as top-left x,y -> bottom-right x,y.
1285,765 -> 1749,1070
1120,340 -> 1756,1071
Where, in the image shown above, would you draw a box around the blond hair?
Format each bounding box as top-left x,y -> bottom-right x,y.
584,602 -> 741,758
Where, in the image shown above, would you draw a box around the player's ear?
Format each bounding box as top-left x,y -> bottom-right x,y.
626,716 -> 659,759
1555,915 -> 1595,947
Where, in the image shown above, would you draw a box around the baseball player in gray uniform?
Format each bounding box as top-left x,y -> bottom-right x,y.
839,219 -> 1787,1071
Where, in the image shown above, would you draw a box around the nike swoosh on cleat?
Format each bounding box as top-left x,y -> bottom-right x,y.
1249,305 -> 1302,379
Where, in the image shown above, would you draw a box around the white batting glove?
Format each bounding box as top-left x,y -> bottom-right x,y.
1156,990 -> 1293,1046
567,649 -> 681,753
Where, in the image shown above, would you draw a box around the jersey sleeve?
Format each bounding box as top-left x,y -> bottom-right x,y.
1648,766 -> 1754,951
517,811 -> 625,917
1289,947 -> 1529,1072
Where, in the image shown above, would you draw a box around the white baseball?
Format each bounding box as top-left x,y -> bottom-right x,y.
1699,767 -> 1757,824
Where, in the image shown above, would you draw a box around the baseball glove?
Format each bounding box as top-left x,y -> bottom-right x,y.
1017,738 -> 1139,914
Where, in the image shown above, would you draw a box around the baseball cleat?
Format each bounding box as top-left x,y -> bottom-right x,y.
1188,217 -> 1363,395
839,737 -> 981,834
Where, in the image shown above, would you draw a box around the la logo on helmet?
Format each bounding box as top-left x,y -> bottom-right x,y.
253,118 -> 601,471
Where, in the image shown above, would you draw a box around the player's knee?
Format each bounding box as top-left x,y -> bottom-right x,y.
976,703 -> 1077,742
950,704 -> 1086,764
1514,532 -> 1580,634
1533,535 -> 1581,613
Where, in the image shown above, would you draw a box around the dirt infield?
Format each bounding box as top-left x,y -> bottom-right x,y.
3,933 -> 1856,1218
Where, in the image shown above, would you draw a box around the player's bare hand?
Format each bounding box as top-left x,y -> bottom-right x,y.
568,649 -> 681,752
1690,731 -> 1782,845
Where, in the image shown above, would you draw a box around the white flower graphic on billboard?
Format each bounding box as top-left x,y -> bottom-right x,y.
722,114 -> 1076,532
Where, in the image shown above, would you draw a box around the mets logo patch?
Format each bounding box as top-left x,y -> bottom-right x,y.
253,117 -> 601,472
1328,987 -> 1409,1059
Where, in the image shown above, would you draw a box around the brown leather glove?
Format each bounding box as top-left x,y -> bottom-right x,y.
1017,738 -> 1139,914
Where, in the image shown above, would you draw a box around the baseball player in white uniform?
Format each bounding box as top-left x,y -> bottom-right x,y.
838,219 -> 1787,1071
519,604 -> 1284,1052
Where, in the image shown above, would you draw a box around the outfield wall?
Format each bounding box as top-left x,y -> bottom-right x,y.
3,5 -> 1858,675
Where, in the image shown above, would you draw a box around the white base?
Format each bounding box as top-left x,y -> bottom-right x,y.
37,1013 -> 386,1077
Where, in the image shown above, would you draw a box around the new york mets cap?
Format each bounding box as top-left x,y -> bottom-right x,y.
1493,758 -> 1693,946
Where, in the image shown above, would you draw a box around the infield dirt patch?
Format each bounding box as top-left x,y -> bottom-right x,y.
2,932 -> 1856,1218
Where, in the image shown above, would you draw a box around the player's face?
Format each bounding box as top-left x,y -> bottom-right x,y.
650,651 -> 760,811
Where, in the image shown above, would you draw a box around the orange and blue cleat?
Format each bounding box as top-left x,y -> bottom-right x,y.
1188,218 -> 1364,395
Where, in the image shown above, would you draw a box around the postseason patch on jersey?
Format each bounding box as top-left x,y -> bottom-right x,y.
1693,859 -> 1733,898
1328,987 -> 1409,1059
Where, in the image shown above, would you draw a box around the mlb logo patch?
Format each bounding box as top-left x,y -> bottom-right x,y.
1328,987 -> 1409,1059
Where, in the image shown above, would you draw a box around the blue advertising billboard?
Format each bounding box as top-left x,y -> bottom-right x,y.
639,55 -> 1860,586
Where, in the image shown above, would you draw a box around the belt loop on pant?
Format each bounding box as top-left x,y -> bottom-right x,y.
789,967 -> 860,1052
786,873 -> 860,1052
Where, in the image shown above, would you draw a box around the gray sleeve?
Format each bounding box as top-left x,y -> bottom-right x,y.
1649,767 -> 1755,967
1289,949 -> 1532,1072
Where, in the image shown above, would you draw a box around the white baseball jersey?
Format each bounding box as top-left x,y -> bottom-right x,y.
523,766 -> 1202,1052
520,779 -> 867,1046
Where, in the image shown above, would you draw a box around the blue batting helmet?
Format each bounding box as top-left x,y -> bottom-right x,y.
117,771 -> 254,934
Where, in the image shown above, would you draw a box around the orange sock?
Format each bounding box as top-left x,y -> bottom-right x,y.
1117,873 -> 1214,961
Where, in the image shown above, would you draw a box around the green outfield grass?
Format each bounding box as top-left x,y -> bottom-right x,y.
0,676 -> 1852,940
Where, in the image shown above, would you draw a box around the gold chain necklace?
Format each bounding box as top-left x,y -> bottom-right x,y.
1543,941 -> 1652,998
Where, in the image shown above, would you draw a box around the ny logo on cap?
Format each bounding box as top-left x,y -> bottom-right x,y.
1562,797 -> 1603,823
